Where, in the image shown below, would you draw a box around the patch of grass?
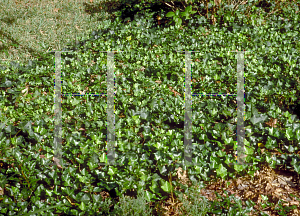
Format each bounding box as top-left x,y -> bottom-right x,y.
0,0 -> 121,67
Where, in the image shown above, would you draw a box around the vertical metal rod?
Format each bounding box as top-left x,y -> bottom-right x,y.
53,51 -> 63,167
107,51 -> 116,164
236,51 -> 247,165
184,51 -> 193,166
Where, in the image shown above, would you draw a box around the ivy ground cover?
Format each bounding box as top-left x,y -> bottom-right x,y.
1,0 -> 300,215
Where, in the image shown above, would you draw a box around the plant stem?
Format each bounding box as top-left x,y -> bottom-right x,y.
169,172 -> 174,203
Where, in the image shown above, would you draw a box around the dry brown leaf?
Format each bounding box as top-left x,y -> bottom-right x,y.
52,157 -> 62,169
53,8 -> 60,13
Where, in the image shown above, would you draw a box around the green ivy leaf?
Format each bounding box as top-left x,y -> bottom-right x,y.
71,98 -> 80,106
143,190 -> 155,202
296,129 -> 300,141
175,17 -> 182,27
79,201 -> 86,211
233,163 -> 246,172
108,167 -> 117,176
250,113 -> 268,125
99,152 -> 107,163
244,145 -> 254,155
285,128 -> 294,140
294,163 -> 300,174
33,126 -> 47,135
166,11 -> 175,18
216,163 -> 227,179
160,180 -> 171,193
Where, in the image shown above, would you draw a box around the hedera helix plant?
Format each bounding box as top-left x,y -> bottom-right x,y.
166,5 -> 197,28
1,0 -> 300,215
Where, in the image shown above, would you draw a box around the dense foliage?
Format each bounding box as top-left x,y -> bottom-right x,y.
0,0 -> 300,215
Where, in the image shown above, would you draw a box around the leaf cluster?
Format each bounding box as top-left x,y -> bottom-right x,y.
0,0 -> 300,215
